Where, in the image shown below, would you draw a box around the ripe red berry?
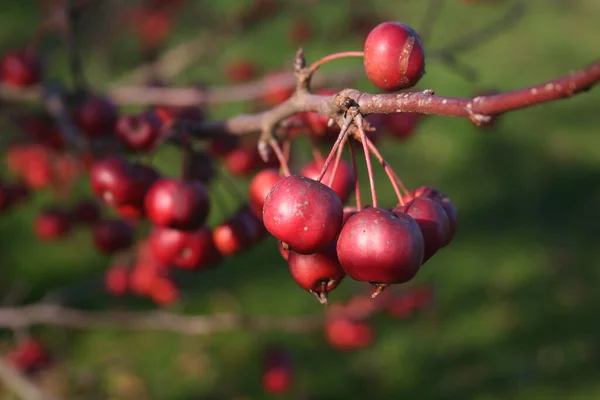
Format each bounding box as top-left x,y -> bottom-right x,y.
34,208 -> 72,241
5,339 -> 50,374
105,264 -> 129,296
324,317 -> 373,350
150,276 -> 179,306
305,89 -> 339,140
73,95 -> 119,138
288,242 -> 345,303
92,219 -> 134,253
363,22 -> 425,91
262,175 -> 343,254
395,196 -> 450,262
212,208 -> 265,257
261,347 -> 293,395
336,207 -> 424,286
71,199 -> 101,225
386,112 -> 422,139
226,59 -> 258,83
224,146 -> 261,176
262,71 -> 294,106
144,178 -> 210,230
249,168 -> 282,217
300,159 -> 355,204
90,156 -> 156,210
115,112 -> 163,151
149,225 -> 219,270
410,186 -> 457,245
0,49 -> 42,88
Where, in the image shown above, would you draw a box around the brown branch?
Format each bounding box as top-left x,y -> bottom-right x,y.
182,58 -> 600,138
0,304 -> 322,335
0,358 -> 59,400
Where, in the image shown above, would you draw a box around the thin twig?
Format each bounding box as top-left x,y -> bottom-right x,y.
0,303 -> 322,335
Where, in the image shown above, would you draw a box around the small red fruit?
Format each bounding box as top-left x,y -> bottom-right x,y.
410,186 -> 458,245
305,89 -> 339,140
224,146 -> 261,176
248,168 -> 282,217
395,196 -> 450,262
0,49 -> 41,88
105,264 -> 129,296
149,225 -> 218,270
73,95 -> 119,138
226,59 -> 258,83
324,317 -> 373,350
115,112 -> 163,151
288,242 -> 345,303
363,22 -> 425,91
262,175 -> 343,254
71,199 -> 101,225
144,178 -> 210,230
92,219 -> 134,253
34,208 -> 71,241
300,159 -> 355,204
261,347 -> 293,395
336,207 -> 424,287
262,71 -> 294,106
386,112 -> 422,139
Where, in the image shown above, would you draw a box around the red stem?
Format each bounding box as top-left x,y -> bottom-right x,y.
307,51 -> 364,75
326,131 -> 348,189
364,137 -> 410,205
268,139 -> 291,176
348,140 -> 361,211
358,123 -> 377,208
316,121 -> 351,182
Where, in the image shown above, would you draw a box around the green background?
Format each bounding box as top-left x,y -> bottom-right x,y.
1,0 -> 600,399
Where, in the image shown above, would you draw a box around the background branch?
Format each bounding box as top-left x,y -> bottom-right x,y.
0,304 -> 322,335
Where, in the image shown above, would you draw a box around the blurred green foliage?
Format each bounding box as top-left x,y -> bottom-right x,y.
1,0 -> 600,399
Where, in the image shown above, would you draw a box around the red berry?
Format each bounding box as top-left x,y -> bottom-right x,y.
336,207 -> 424,285
105,264 -> 129,296
150,277 -> 179,306
288,242 -> 345,302
71,199 -> 101,225
224,146 -> 261,176
324,317 -> 373,350
261,347 -> 293,395
73,95 -> 118,138
144,178 -> 210,230
305,89 -> 339,140
300,159 -> 355,204
395,196 -> 450,262
386,112 -> 422,139
92,219 -> 134,253
0,49 -> 42,88
149,225 -> 219,270
262,175 -> 343,254
262,71 -> 294,106
34,208 -> 72,241
5,339 -> 50,374
410,186 -> 457,245
115,112 -> 163,151
248,168 -> 282,217
90,156 -> 155,209
363,22 -> 425,91
226,59 -> 258,83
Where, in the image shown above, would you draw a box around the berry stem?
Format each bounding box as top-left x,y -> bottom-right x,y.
364,137 -> 409,205
268,139 -> 292,176
307,51 -> 364,76
326,129 -> 349,189
357,122 -> 378,208
348,140 -> 362,211
316,119 -> 351,183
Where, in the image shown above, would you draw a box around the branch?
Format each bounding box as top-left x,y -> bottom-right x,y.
0,304 -> 322,335
181,58 -> 600,139
0,358 -> 59,400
